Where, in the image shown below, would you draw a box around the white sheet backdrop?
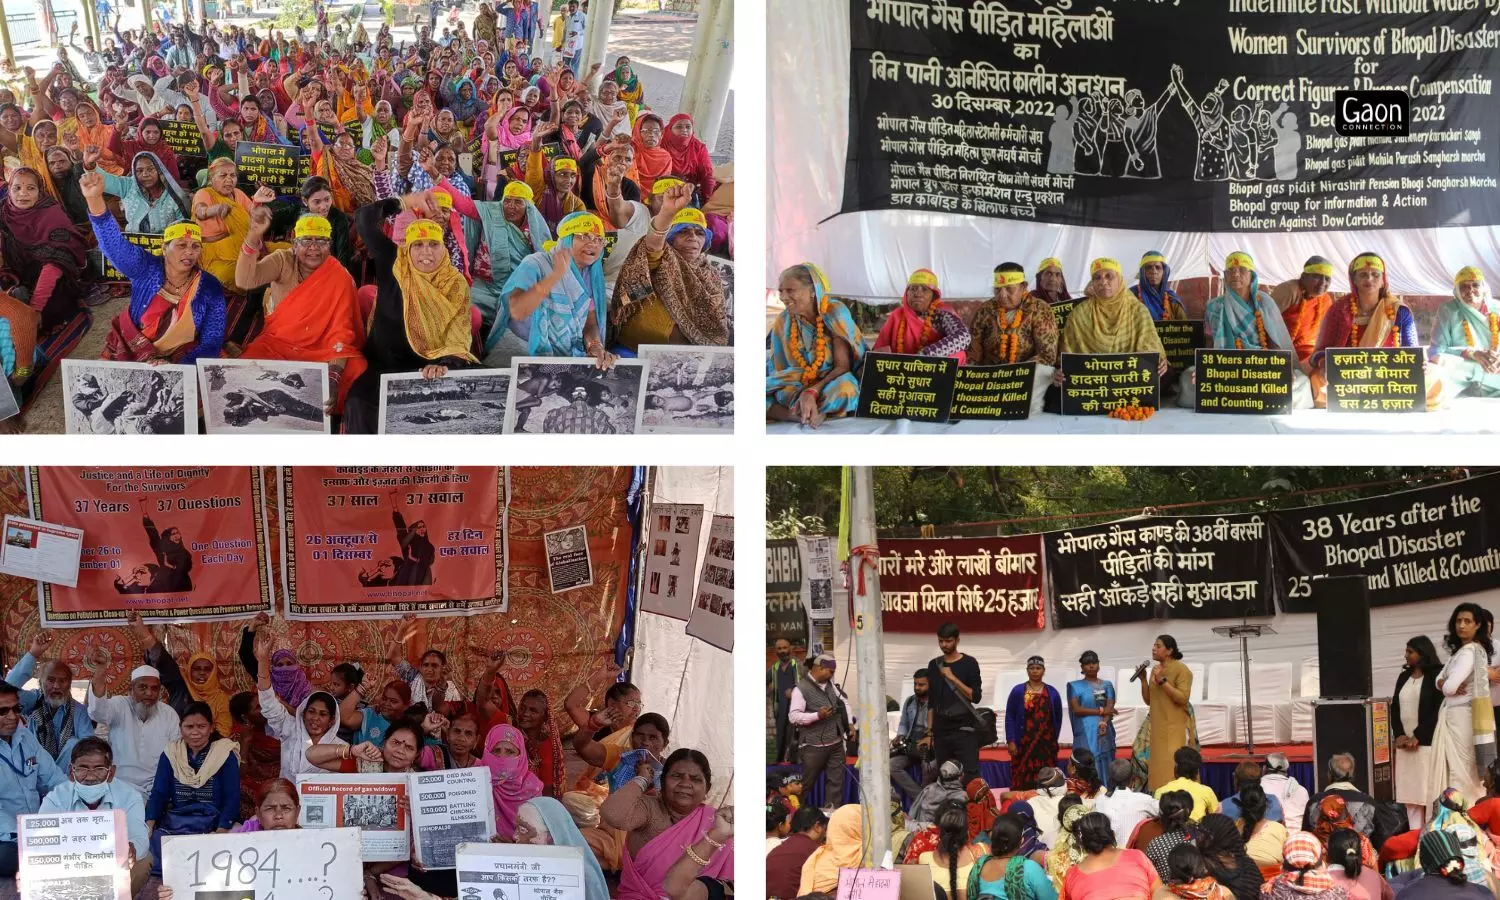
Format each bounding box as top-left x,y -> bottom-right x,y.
767,0 -> 1500,301
633,467 -> 734,803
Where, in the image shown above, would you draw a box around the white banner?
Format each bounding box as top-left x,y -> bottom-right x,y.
297,774 -> 411,862
686,514 -> 734,651
641,503 -> 705,620
410,768 -> 494,869
0,516 -> 83,588
161,827 -> 363,900
19,810 -> 130,900
456,842 -> 588,900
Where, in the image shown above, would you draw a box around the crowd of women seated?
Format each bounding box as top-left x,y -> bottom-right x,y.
0,15 -> 730,431
767,251 -> 1499,426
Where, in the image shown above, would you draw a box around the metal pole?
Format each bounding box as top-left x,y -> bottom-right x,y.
850,466 -> 891,865
681,0 -> 730,149
1241,633 -> 1254,755
579,0 -> 615,94
0,7 -> 15,65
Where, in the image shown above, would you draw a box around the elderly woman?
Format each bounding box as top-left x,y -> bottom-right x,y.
1,168 -> 88,333
1034,257 -> 1074,304
609,185 -> 729,353
194,157 -> 276,290
84,146 -> 191,233
510,797 -> 610,900
767,262 -> 864,427
450,180 -> 552,338
609,57 -> 646,121
873,269 -> 972,360
81,172 -> 225,364
489,210 -> 612,365
1178,251 -> 1313,408
1050,257 -> 1169,402
1429,266 -> 1500,398
602,748 -> 732,900
1261,833 -> 1345,900
342,194 -> 479,434
1131,250 -> 1188,321
308,123 -> 378,215
145,701 -> 240,877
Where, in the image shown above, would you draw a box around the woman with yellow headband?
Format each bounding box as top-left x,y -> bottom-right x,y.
442,179 -> 553,339
767,263 -> 864,428
1033,258 -> 1073,304
1268,256 -> 1335,368
342,191 -> 480,434
1311,252 -> 1443,408
1130,252 -> 1187,322
80,171 -> 226,366
194,157 -> 276,291
609,184 -> 729,353
969,262 -> 1059,415
1052,258 -> 1168,394
1430,266 -> 1500,398
493,210 -> 613,366
872,269 -> 971,361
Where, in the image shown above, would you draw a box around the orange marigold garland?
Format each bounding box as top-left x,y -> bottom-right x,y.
1348,295 -> 1364,345
1461,313 -> 1500,349
997,306 -> 1025,363
788,303 -> 830,386
897,297 -> 940,353
1108,399 -> 1155,422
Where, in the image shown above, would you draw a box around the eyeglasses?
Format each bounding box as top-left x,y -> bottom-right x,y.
71,765 -> 111,776
0,706 -> 20,717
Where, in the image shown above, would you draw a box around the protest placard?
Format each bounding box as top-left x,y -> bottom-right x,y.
1325,348 -> 1427,412
410,768 -> 494,869
855,353 -> 958,422
18,810 -> 130,900
498,141 -> 563,172
1048,297 -> 1079,333
949,363 -> 1036,420
1060,352 -> 1161,415
93,232 -> 163,280
456,842 -> 587,900
686,514 -> 733,651
297,774 -> 410,861
235,141 -> 300,192
1156,320 -> 1206,370
161,826 -> 363,900
1193,348 -> 1296,414
0,515 -> 84,587
642,503 -> 704,620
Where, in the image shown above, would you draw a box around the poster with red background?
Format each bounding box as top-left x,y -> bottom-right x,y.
29,467 -> 272,625
876,536 -> 1047,632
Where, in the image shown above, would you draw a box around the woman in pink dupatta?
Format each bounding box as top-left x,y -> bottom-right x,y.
872,267 -> 972,362
482,723 -> 544,841
602,748 -> 733,900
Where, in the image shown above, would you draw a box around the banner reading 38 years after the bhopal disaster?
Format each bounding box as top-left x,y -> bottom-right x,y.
29,467 -> 273,625
1045,514 -> 1275,628
282,467 -> 508,619
877,536 -> 1046,632
844,0 -> 1500,231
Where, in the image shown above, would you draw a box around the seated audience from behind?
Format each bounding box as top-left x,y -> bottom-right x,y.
1153,747 -> 1219,822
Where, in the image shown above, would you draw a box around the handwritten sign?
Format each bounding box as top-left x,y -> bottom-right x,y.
162,827 -> 363,900
1156,319 -> 1206,371
159,119 -> 206,155
94,231 -> 164,280
949,362 -> 1035,420
1325,348 -> 1427,413
1193,348 -> 1296,414
1049,297 -> 1079,333
1060,352 -> 1160,416
19,810 -> 130,900
855,352 -> 958,422
837,867 -> 902,900
235,141 -> 300,192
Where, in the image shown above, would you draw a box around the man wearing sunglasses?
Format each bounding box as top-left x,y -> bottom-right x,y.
39,736 -> 152,894
0,681 -> 67,883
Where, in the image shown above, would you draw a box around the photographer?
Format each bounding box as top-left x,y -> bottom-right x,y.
891,668 -> 932,804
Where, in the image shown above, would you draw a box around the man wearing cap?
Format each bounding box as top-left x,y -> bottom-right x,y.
1429,265 -> 1500,398
1270,256 -> 1335,371
0,681 -> 68,882
788,653 -> 851,812
85,647 -> 181,796
236,207 -> 367,415
3,630 -> 95,766
453,179 -> 553,338
1261,752 -> 1309,833
969,262 -> 1060,414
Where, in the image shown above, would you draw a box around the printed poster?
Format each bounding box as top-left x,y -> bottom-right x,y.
686,514 -> 734,651
282,467 -> 508,619
641,503 -> 704,620
19,810 -> 131,900
410,768 -> 494,869
0,515 -> 84,587
161,828 -> 363,900
297,774 -> 410,862
28,467 -> 273,625
797,534 -> 835,624
456,842 -> 587,900
544,525 -> 594,593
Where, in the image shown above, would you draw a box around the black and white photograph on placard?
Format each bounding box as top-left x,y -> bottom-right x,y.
634,345 -> 734,434
544,524 -> 594,593
378,369 -> 513,434
705,257 -> 734,332
61,359 -> 197,435
686,514 -> 733,651
505,359 -> 645,435
797,534 -> 835,624
198,358 -> 329,434
641,502 -> 704,620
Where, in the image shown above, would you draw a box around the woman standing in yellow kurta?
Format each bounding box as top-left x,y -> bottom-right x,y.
1141,634 -> 1193,791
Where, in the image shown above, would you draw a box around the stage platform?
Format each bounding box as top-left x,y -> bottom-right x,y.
769,743 -> 1316,810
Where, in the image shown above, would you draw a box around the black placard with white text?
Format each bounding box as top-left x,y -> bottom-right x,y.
1060,352 -> 1160,415
949,362 -> 1035,420
1325,347 -> 1427,412
855,352 -> 959,422
1194,347 -> 1296,414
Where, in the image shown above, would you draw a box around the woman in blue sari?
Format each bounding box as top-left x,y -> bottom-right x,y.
1131,250 -> 1187,321
1429,266 -> 1500,398
1067,651 -> 1116,786
491,210 -> 611,366
767,263 -> 864,428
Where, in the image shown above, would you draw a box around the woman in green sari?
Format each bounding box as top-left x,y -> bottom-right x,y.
1429,266 -> 1500,398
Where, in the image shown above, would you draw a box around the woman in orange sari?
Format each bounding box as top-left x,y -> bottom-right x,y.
72,100 -> 122,176
872,268 -> 972,361
234,209 -> 367,415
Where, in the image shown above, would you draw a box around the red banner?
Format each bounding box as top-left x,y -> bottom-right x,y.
876,536 -> 1046,632
283,467 -> 507,619
30,467 -> 272,624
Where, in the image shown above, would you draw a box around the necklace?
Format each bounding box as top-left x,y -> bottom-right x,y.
786,304 -> 829,387
997,304 -> 1025,363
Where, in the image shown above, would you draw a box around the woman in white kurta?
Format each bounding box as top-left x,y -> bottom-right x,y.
1392,636 -> 1445,829
1435,603 -> 1496,803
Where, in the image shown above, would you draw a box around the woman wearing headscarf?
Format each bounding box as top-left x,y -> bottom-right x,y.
1424,788 -> 1499,894
514,689 -> 566,799
251,632 -> 347,780
490,210 -> 612,365
0,168 -> 88,334
609,57 -> 645,122
609,187 -> 729,353
267,649 -> 313,709
661,114 -> 717,201
1391,636 -> 1445,831
183,654 -> 233,733
603,748 -> 732,900
481,724 -> 545,840
1436,603 -> 1496,801
1007,799 -> 1051,864
968,779 -> 1001,847
449,180 -> 552,339
108,117 -> 181,182
308,124 -> 377,215
1131,250 -> 1187,321
910,760 -> 970,828
194,157 -> 274,290
514,797 -> 609,900
1046,801 -> 1089,893
1429,266 -> 1500,398
1192,813 -> 1266,900
1053,257 -> 1169,397
767,262 -> 865,427
1261,833 -> 1347,900
1006,656 -> 1064,791
341,194 -> 479,434
630,113 -> 674,197
1397,831 -> 1493,900
445,78 -> 485,130
42,145 -> 89,227
585,79 -> 634,146
85,147 -> 192,233
1310,252 -> 1444,408
81,171 -> 226,364
873,268 -> 972,360
72,99 -> 122,175
1034,258 -> 1073,304
799,805 -> 861,895
16,119 -> 63,201
1179,250 -> 1313,408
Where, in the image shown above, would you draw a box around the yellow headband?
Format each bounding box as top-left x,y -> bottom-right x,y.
1090,258 -> 1122,277
651,177 -> 686,196
1350,254 -> 1385,274
1303,262 -> 1336,278
801,262 -> 831,297
501,181 -> 533,202
994,270 -> 1025,288
1038,257 -> 1064,274
908,269 -> 938,289
404,219 -> 444,244
294,215 -> 332,239
433,191 -> 454,210
542,240 -> 558,252
1139,253 -> 1166,266
670,208 -> 707,231
559,214 -> 605,239
1455,265 -> 1485,287
553,158 -> 578,175
1224,251 -> 1255,272
162,221 -> 202,244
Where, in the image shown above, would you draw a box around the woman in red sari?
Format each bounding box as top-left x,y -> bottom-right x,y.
631,113 -> 674,196
1005,656 -> 1064,790
516,689 -> 566,799
0,168 -> 87,333
660,113 -> 717,201
872,268 -> 972,361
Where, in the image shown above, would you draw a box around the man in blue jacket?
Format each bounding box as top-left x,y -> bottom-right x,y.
0,681 -> 68,880
3,631 -> 94,766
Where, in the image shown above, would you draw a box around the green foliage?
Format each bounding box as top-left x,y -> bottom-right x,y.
767,509 -> 826,541
273,0 -> 316,30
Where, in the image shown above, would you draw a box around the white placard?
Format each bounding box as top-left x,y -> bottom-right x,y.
19,809 -> 131,900
297,773 -> 411,861
0,381 -> 19,423
198,358 -> 331,434
456,841 -> 587,900
60,358 -> 199,435
544,524 -> 593,593
797,535 -> 835,624
410,767 -> 494,869
0,515 -> 84,587
685,514 -> 734,651
641,503 -> 705,620
162,827 -> 362,900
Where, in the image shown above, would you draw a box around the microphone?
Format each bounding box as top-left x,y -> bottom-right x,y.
1129,661 -> 1150,682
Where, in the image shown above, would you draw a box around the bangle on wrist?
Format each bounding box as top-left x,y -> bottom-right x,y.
682,844 -> 711,867
701,834 -> 725,851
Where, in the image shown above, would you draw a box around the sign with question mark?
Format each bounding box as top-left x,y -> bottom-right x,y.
160,827 -> 363,900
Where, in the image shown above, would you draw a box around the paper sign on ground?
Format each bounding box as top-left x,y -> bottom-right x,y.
544,524 -> 594,593
456,842 -> 587,900
162,827 -> 362,900
837,867 -> 902,900
0,515 -> 84,587
410,768 -> 494,869
297,774 -> 410,861
686,514 -> 734,651
19,809 -> 130,900
641,503 -> 704,620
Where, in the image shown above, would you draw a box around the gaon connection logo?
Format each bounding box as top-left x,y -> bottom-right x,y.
1335,90 -> 1412,136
